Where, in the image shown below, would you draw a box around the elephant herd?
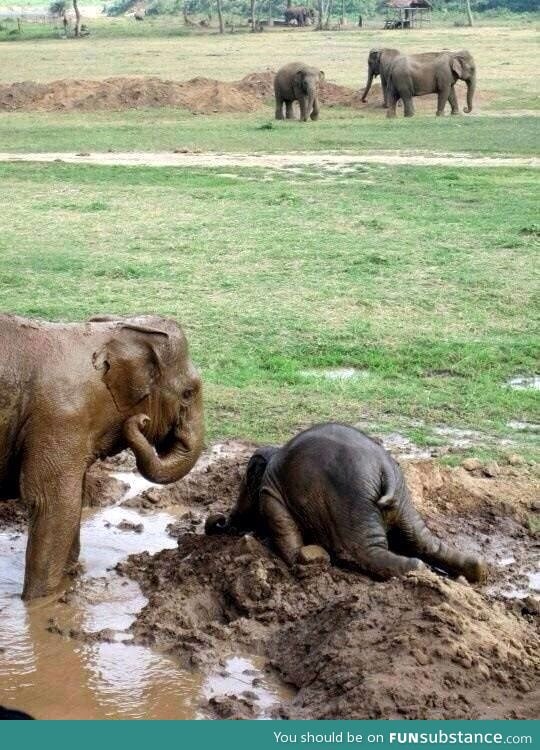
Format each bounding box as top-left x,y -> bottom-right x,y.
274,47 -> 476,121
0,313 -> 486,602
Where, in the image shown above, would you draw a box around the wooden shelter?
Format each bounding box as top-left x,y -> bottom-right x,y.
384,0 -> 432,29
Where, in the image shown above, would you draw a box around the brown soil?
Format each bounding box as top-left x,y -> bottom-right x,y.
117,449 -> 539,720
0,71 -> 493,114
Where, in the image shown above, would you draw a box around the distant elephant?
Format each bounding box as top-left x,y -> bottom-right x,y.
284,5 -> 314,26
274,62 -> 324,122
206,423 -> 487,583
361,48 -> 447,108
386,49 -> 476,118
0,314 -> 204,600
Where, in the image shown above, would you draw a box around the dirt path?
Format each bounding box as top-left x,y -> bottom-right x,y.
0,151 -> 538,170
0,151 -> 540,170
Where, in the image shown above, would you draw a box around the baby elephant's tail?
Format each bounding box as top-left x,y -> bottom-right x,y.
377,463 -> 399,510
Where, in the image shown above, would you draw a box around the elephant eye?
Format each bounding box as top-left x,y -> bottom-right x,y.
182,388 -> 194,401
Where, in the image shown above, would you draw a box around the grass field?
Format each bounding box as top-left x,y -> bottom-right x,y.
0,161 -> 537,456
0,21 -> 538,459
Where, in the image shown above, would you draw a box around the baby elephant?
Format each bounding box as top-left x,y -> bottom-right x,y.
274,62 -> 324,122
206,423 -> 486,583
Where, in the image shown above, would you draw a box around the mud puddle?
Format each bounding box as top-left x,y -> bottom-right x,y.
0,463 -> 285,719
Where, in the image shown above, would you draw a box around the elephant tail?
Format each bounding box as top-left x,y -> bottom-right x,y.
377,463 -> 399,510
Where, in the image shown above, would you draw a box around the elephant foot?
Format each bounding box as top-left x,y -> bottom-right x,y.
451,110 -> 460,116
462,556 -> 488,583
205,513 -> 228,535
310,114 -> 319,121
297,544 -> 330,565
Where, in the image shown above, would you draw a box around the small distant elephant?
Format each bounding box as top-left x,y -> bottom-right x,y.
274,62 -> 324,122
387,49 -> 476,118
206,423 -> 487,583
284,6 -> 314,26
0,314 -> 204,600
361,48 -> 447,108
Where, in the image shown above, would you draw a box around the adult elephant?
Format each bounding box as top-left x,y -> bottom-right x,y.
206,423 -> 486,583
386,49 -> 476,117
274,62 -> 324,121
361,48 -> 447,108
284,5 -> 313,26
0,314 -> 204,600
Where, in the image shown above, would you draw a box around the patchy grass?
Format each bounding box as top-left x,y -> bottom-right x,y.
1,108 -> 539,155
0,161 -> 537,457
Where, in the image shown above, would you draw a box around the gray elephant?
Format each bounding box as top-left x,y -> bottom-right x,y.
386,49 -> 476,118
206,423 -> 487,583
361,48 -> 447,108
284,6 -> 314,26
0,314 -> 204,600
274,62 -> 324,122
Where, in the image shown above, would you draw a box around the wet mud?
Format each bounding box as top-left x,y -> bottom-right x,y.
0,440 -> 538,719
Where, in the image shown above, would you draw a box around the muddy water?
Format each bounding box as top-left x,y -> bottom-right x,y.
0,475 -> 285,719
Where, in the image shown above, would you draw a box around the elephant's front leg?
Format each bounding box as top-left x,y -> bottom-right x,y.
381,74 -> 388,107
21,450 -> 85,600
285,101 -> 295,119
436,87 -> 450,116
310,97 -> 320,121
448,86 -> 460,115
392,499 -> 487,583
260,490 -> 304,565
275,96 -> 285,120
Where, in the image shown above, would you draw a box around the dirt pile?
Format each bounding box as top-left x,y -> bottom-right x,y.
118,451 -> 539,719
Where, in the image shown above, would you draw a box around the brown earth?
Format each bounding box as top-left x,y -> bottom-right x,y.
0,71 -> 492,114
117,447 -> 539,720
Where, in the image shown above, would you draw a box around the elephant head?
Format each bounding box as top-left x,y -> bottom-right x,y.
205,445 -> 279,535
449,50 -> 476,113
91,315 -> 204,484
361,48 -> 395,102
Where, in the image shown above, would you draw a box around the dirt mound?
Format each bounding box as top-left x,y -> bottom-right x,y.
118,452 -> 539,719
0,76 -> 262,114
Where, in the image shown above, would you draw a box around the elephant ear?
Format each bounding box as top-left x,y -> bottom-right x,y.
319,70 -> 325,81
450,55 -> 464,79
93,324 -> 169,413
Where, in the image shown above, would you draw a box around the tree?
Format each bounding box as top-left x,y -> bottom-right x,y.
216,0 -> 224,32
72,0 -> 81,36
464,0 -> 474,25
250,0 -> 256,30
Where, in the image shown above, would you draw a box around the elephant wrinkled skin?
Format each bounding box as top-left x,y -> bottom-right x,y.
360,48 -> 447,108
274,62 -> 324,122
206,423 -> 487,583
0,314 -> 204,600
387,49 -> 476,118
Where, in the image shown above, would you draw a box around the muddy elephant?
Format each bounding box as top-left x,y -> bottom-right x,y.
274,62 -> 324,122
206,423 -> 486,583
387,49 -> 476,118
361,48 -> 448,108
0,314 -> 204,600
284,6 -> 314,26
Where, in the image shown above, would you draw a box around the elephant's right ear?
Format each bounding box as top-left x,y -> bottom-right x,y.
450,55 -> 464,79
319,70 -> 325,81
93,325 -> 169,413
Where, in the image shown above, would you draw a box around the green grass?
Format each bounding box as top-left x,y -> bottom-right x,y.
0,161 -> 538,457
1,108 -> 539,155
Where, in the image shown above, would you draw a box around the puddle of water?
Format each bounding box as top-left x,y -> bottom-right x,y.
300,367 -> 369,381
380,432 -> 432,460
111,472 -> 157,501
506,420 -> 540,432
0,470 -> 286,719
506,375 -> 540,391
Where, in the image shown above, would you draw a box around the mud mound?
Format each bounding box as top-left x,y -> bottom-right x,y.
84,462 -> 128,508
0,71 -> 493,114
0,76 -> 261,114
0,499 -> 27,532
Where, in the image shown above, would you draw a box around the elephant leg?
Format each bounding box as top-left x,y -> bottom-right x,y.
386,88 -> 399,118
381,74 -> 388,108
448,86 -> 460,115
21,458 -> 85,600
68,525 -> 81,567
436,88 -> 450,116
310,97 -> 320,121
298,97 -> 309,122
391,501 -> 487,583
275,96 -> 285,120
285,101 -> 295,119
260,490 -> 304,565
403,96 -> 415,117
340,518 -> 424,580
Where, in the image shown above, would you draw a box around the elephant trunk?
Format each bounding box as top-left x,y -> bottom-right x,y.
361,68 -> 374,102
464,73 -> 475,113
124,391 -> 204,484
